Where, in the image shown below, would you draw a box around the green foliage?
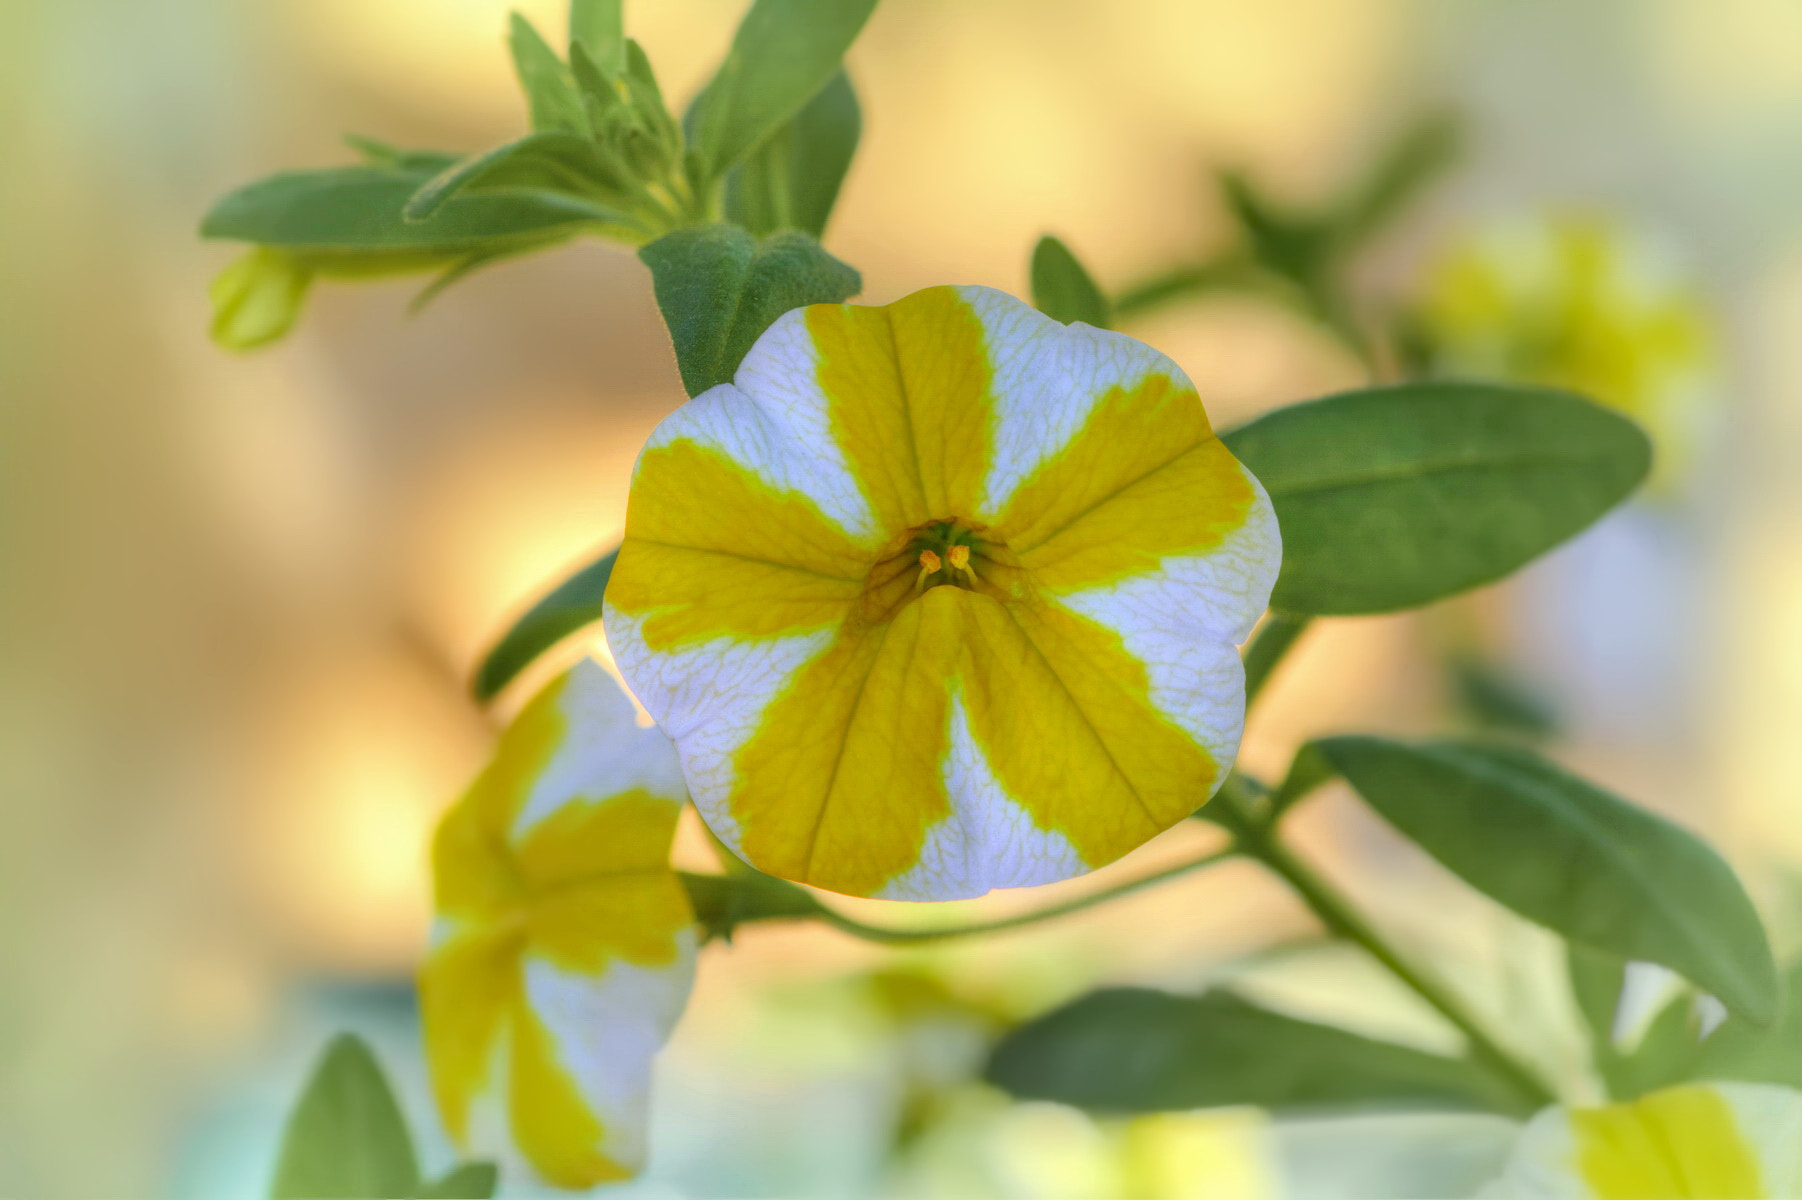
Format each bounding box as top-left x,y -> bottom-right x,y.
568,0 -> 626,78
416,1162 -> 499,1200
1030,235 -> 1110,328
202,166 -> 596,254
1297,737 -> 1777,1025
510,12 -> 590,136
686,0 -> 879,185
725,71 -> 861,238
210,248 -> 314,351
680,870 -> 823,942
271,1034 -> 420,1199
1334,111 -> 1461,245
472,546 -> 617,701
402,132 -> 630,224
1688,959 -> 1802,1089
1222,383 -> 1652,615
639,224 -> 861,396
986,987 -> 1525,1116
1567,944 -> 1628,1055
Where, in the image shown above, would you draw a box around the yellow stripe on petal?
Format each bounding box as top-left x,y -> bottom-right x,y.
810,285 -> 996,528
1573,1084 -> 1763,1199
528,873 -> 694,972
420,926 -> 521,1144
732,596 -> 961,897
961,594 -> 1217,866
508,1001 -> 631,1190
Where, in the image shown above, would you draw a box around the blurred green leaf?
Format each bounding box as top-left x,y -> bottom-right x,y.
1314,737 -> 1777,1025
416,1162 -> 499,1200
1221,383 -> 1651,615
686,0 -> 879,184
271,1034 -> 419,1199
210,248 -> 314,351
639,224 -> 860,396
1687,959 -> 1802,1091
680,870 -> 823,943
510,12 -> 589,135
1336,111 -> 1461,245
1267,741 -> 1335,822
1610,990 -> 1709,1098
568,0 -> 626,78
1030,235 -> 1110,328
472,547 -> 616,702
1568,944 -> 1628,1055
987,988 -> 1525,1115
1449,654 -> 1560,738
202,166 -> 598,254
403,132 -> 629,224
342,135 -> 461,174
726,70 -> 860,238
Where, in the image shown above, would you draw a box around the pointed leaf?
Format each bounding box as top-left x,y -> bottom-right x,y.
568,0 -> 625,78
726,70 -> 860,238
987,988 -> 1526,1116
472,547 -> 616,701
1222,383 -> 1652,615
404,132 -> 626,223
509,12 -> 589,135
417,1161 -> 499,1199
1315,737 -> 1778,1025
1030,235 -> 1109,328
203,166 -> 596,253
638,224 -> 860,396
686,0 -> 878,183
271,1034 -> 419,1199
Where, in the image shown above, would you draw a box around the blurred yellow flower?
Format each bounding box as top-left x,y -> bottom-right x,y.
420,659 -> 694,1189
604,285 -> 1279,901
1417,213 -> 1715,487
1483,1082 -> 1802,1198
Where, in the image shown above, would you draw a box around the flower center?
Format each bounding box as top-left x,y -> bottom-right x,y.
857,517 -> 1025,625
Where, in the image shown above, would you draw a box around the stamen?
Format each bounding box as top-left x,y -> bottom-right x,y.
915,548 -> 942,589
947,543 -> 978,580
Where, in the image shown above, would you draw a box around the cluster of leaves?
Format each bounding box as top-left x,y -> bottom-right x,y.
271,1035 -> 493,1199
204,0 -> 875,350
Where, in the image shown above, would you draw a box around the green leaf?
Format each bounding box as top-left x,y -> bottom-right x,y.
472,547 -> 616,702
509,12 -> 589,135
680,870 -> 823,943
1221,383 -> 1652,615
342,135 -> 462,174
1313,737 -> 1778,1025
403,132 -> 628,223
568,0 -> 625,78
1568,944 -> 1628,1054
686,0 -> 879,184
986,988 -> 1525,1116
639,224 -> 860,397
202,166 -> 598,254
725,70 -> 860,238
210,248 -> 314,351
1267,741 -> 1336,821
271,1034 -> 419,1199
1335,111 -> 1461,245
1448,654 -> 1560,738
1030,235 -> 1110,328
1688,959 -> 1802,1091
1611,991 -> 1709,1098
417,1162 -> 499,1200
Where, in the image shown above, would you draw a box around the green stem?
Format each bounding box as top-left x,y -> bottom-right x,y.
1217,778 -> 1558,1108
817,847 -> 1238,945
1242,613 -> 1312,706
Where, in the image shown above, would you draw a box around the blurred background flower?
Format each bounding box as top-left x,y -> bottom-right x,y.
7,0 -> 1802,1197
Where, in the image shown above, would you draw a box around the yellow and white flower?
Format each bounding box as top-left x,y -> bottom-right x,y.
1483,1082 -> 1802,1198
1417,213 -> 1715,488
604,285 -> 1280,901
420,659 -> 695,1188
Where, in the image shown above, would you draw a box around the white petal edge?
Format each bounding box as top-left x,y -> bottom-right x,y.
877,694 -> 1086,901
958,284 -> 1201,521
602,606 -> 834,855
518,931 -> 698,1178
510,657 -> 688,842
639,308 -> 879,544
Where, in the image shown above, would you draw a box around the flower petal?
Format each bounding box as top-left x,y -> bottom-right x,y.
1487,1082 -> 1802,1198
420,925 -> 520,1144
507,940 -> 698,1188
